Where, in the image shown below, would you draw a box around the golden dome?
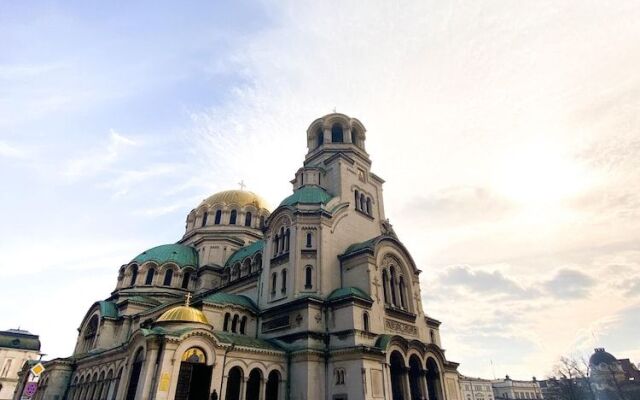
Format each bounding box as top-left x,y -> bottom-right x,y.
157,306 -> 209,324
200,190 -> 269,210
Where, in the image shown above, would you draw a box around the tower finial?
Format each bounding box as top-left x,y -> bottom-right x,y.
332,106 -> 337,113
238,180 -> 246,191
185,292 -> 192,307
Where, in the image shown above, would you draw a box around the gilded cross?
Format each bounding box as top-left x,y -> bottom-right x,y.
185,292 -> 192,307
238,180 -> 246,191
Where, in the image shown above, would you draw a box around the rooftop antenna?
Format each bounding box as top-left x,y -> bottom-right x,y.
238,180 -> 246,191
491,359 -> 496,380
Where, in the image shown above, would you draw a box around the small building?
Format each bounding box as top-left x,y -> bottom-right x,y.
459,375 -> 495,400
492,376 -> 543,400
589,348 -> 640,400
0,329 -> 41,400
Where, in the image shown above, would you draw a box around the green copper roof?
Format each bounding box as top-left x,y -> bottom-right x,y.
132,244 -> 198,268
279,185 -> 333,207
225,240 -> 264,267
203,292 -> 259,313
0,329 -> 40,351
342,237 -> 379,257
213,332 -> 283,351
327,287 -> 372,302
98,301 -> 118,318
375,334 -> 393,350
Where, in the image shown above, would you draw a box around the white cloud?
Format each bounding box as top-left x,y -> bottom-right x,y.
63,129 -> 137,179
0,141 -> 25,158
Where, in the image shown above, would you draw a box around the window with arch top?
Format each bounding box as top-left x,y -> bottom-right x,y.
163,269 -> 173,286
244,211 -> 252,227
281,269 -> 287,293
316,128 -> 324,147
229,209 -> 237,225
129,265 -> 138,287
223,313 -> 230,331
304,265 -> 313,289
331,123 -> 344,143
271,273 -> 277,295
214,209 -> 222,224
306,232 -> 312,248
201,211 -> 208,227
144,268 -> 155,285
181,272 -> 190,289
363,312 -> 370,332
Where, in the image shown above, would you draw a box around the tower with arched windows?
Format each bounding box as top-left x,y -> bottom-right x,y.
32,113 -> 461,400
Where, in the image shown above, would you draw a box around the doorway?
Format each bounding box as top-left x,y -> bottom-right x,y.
175,347 -> 213,400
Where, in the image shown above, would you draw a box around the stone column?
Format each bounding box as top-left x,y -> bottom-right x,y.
402,367 -> 412,400
240,376 -> 248,400
260,377 -> 267,400
139,341 -> 160,400
419,370 -> 429,400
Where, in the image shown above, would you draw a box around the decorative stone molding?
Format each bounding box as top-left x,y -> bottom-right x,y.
384,318 -> 418,336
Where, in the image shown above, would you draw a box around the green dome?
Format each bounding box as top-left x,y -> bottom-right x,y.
132,244 -> 198,268
279,185 -> 333,207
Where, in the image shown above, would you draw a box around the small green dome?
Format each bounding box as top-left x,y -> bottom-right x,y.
279,185 -> 333,207
132,244 -> 198,268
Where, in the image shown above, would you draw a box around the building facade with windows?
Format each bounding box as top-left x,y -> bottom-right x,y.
459,376 -> 494,400
0,329 -> 41,400
31,113 -> 461,400
491,376 -> 542,400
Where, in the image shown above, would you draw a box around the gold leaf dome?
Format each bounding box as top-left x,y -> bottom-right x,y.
199,190 -> 269,210
157,306 -> 209,324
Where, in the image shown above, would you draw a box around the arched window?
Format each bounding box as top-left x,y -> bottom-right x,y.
163,269 -> 173,286
273,235 -> 279,257
430,329 -> 436,343
259,216 -> 265,228
144,268 -> 155,285
214,210 -> 222,224
129,265 -> 138,287
363,312 -> 370,332
229,210 -> 237,225
279,227 -> 285,253
306,232 -> 312,248
390,267 -> 398,306
284,229 -> 290,252
281,269 -> 287,293
354,190 -> 360,210
382,270 -> 389,304
360,193 -> 366,212
125,348 -> 144,400
331,123 -> 344,143
271,273 -> 277,296
223,313 -> 230,331
240,316 -> 247,334
201,212 -> 208,227
181,272 -> 190,289
244,212 -> 252,227
399,276 -> 407,309
84,315 -> 99,352
305,266 -> 313,289
231,314 -> 239,333
366,197 -> 372,215
316,128 -> 324,147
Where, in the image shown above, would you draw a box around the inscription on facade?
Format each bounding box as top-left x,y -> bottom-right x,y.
384,318 -> 418,335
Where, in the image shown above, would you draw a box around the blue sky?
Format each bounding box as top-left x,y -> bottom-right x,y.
1,1 -> 639,379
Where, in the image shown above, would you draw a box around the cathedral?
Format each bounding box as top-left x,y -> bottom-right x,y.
31,113 -> 461,400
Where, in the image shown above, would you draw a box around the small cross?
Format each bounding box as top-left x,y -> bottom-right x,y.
185,292 -> 192,307
238,180 -> 246,191
332,106 -> 337,113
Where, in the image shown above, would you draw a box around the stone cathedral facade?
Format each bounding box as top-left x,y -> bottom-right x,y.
31,113 -> 461,400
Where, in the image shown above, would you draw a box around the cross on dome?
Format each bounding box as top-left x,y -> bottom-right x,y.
185,292 -> 192,307
238,180 -> 246,191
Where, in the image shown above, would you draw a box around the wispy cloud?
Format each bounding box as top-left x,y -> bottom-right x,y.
0,141 -> 25,158
63,130 -> 137,179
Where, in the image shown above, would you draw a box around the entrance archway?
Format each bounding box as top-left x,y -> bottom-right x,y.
266,370 -> 280,400
246,368 -> 262,400
125,348 -> 144,400
409,355 -> 423,400
175,348 -> 212,400
426,358 -> 442,400
225,367 -> 243,400
390,351 -> 407,400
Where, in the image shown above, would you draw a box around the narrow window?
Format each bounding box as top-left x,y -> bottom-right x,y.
163,269 -> 173,286
382,270 -> 389,304
399,276 -> 406,309
259,216 -> 265,228
244,212 -> 252,227
316,128 -> 324,147
240,316 -> 247,334
390,267 -> 398,306
130,266 -> 138,287
273,235 -> 279,257
279,227 -> 285,253
306,232 -> 312,248
305,266 -> 313,289
231,314 -> 238,333
181,272 -> 190,289
201,212 -> 208,227
363,312 -> 370,332
281,269 -> 287,293
229,210 -> 237,225
144,268 -> 155,285
360,193 -> 366,212
354,190 -> 360,210
285,229 -> 290,252
214,210 -> 222,224
271,273 -> 277,295
223,313 -> 230,331
331,123 -> 344,143
366,197 -> 372,215
430,329 -> 435,343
